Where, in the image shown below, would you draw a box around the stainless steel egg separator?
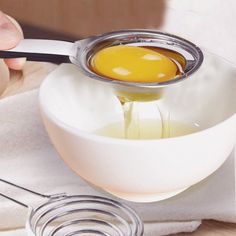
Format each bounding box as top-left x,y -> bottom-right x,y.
0,29 -> 203,92
0,178 -> 143,236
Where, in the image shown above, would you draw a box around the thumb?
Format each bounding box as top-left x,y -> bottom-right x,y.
0,11 -> 23,50
0,11 -> 25,70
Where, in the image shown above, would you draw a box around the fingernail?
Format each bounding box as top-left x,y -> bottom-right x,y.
15,57 -> 27,69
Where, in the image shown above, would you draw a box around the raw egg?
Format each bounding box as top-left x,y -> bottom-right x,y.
90,45 -> 178,83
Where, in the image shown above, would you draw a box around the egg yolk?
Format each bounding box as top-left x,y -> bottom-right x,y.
90,45 -> 178,83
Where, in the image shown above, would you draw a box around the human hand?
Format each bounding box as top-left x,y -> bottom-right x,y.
0,11 -> 25,94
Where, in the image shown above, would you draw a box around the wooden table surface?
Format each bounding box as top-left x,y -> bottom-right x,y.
2,61 -> 236,236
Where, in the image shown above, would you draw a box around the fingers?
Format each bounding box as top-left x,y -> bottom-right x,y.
0,11 -> 25,70
5,14 -> 24,36
0,59 -> 10,95
4,57 -> 26,70
0,11 -> 23,49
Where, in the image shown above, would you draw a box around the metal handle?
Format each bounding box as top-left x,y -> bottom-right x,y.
0,178 -> 63,208
0,39 -> 75,63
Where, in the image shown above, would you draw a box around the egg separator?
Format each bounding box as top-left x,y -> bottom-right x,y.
0,178 -> 143,236
0,29 -> 203,95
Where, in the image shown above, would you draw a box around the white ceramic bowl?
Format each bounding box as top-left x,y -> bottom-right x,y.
39,53 -> 236,202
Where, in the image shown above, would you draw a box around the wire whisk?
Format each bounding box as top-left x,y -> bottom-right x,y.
0,179 -> 144,236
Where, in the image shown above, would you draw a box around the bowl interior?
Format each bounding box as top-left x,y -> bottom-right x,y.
40,52 -> 236,135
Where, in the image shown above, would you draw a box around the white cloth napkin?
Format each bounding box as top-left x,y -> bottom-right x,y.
0,89 -> 235,236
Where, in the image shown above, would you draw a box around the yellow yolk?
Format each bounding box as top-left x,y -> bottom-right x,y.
91,45 -> 178,83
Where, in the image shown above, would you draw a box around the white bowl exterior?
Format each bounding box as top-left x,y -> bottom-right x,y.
41,108 -> 236,196
39,54 -> 236,201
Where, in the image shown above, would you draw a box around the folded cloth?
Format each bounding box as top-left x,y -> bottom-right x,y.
0,88 -> 235,236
